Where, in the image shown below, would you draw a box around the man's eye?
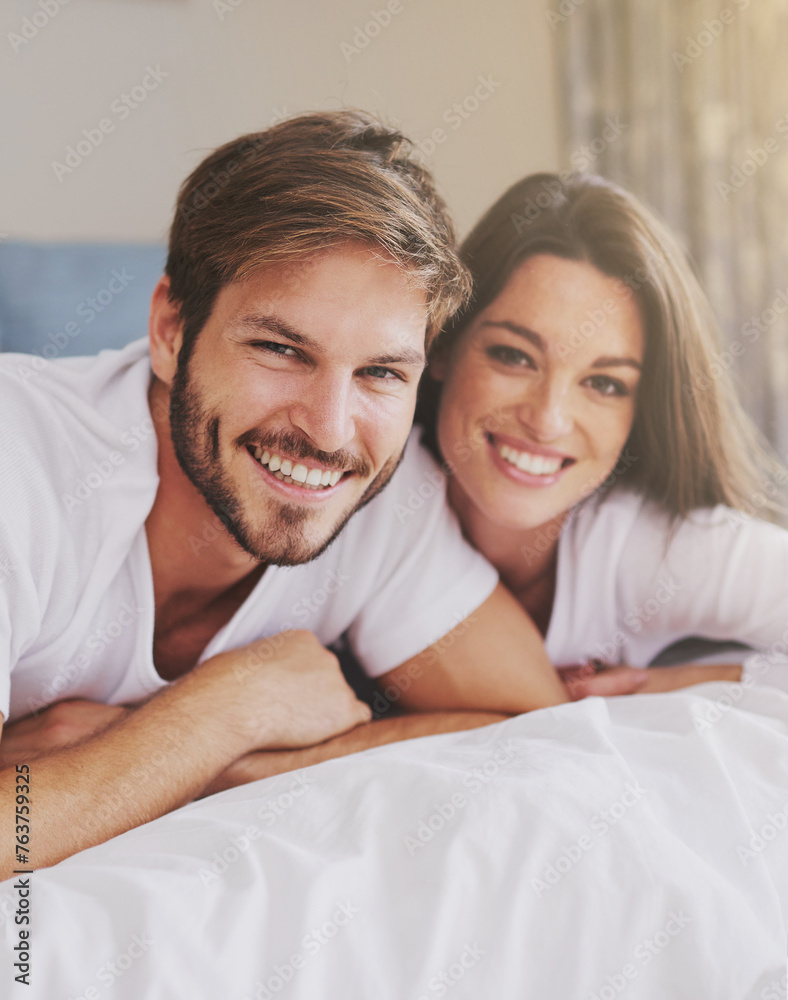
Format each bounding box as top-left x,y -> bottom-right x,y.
486,344 -> 533,368
252,341 -> 299,358
585,374 -> 629,397
364,366 -> 402,381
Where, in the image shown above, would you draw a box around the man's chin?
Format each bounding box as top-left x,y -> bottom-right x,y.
230,447 -> 406,565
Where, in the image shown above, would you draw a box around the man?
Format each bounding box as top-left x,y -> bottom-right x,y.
0,111 -> 566,876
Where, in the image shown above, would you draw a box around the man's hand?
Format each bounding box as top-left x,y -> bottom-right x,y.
0,699 -> 129,766
199,710 -> 511,796
195,630 -> 373,752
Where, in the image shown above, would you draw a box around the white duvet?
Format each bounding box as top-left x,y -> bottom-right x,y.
3,684 -> 788,999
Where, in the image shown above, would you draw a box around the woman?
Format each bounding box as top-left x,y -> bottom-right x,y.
416,172 -> 788,698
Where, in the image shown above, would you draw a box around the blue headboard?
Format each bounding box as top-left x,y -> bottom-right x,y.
0,241 -> 167,357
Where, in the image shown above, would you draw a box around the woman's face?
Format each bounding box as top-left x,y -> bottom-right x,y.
434,253 -> 645,534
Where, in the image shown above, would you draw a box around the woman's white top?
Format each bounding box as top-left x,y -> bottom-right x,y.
543,488 -> 788,690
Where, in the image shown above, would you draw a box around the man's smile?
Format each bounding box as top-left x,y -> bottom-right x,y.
245,443 -> 349,495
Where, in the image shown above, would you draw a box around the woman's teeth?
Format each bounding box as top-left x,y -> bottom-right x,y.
497,443 -> 564,476
251,446 -> 343,490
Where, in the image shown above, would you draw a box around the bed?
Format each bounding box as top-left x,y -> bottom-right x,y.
4,683 -> 787,999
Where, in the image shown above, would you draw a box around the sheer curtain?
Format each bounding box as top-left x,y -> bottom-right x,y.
554,0 -> 788,463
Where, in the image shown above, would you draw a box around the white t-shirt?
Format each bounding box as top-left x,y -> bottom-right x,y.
544,488 -> 788,669
0,339 -> 498,723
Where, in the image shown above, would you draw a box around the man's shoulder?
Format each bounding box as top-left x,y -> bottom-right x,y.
0,336 -> 151,420
0,338 -> 156,526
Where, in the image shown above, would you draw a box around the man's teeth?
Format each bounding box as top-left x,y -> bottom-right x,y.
252,447 -> 342,489
498,443 -> 563,476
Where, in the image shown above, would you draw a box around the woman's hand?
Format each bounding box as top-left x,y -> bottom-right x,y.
635,663 -> 742,693
557,663 -> 649,700
557,662 -> 744,700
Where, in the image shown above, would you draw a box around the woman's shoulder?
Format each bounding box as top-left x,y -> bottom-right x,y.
564,486 -> 788,573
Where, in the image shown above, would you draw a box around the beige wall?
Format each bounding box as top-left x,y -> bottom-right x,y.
0,0 -> 560,242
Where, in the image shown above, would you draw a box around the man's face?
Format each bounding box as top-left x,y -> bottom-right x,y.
168,244 -> 428,565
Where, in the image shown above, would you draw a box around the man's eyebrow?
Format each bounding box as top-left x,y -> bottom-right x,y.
236,314 -> 320,351
236,314 -> 425,367
369,349 -> 426,368
481,320 -> 641,371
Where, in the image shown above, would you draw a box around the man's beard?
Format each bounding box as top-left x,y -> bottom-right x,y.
168,352 -> 405,566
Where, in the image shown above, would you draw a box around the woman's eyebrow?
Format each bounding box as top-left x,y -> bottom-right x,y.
591,356 -> 642,371
482,319 -> 642,371
480,320 -> 545,351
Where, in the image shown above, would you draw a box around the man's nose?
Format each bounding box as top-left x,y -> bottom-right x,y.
288,371 -> 356,455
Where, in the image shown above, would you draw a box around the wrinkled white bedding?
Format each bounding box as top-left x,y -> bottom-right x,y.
3,684 -> 788,1000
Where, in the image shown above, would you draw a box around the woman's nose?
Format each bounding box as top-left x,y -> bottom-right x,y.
515,381 -> 574,441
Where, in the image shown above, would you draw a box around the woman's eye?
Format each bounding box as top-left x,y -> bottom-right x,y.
486,344 -> 533,368
585,374 -> 629,397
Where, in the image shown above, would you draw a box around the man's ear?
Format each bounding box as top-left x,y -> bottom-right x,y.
148,276 -> 183,386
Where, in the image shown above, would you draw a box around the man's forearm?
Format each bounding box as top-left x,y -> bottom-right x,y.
0,631 -> 373,877
203,710 -> 510,794
0,672 -> 252,879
